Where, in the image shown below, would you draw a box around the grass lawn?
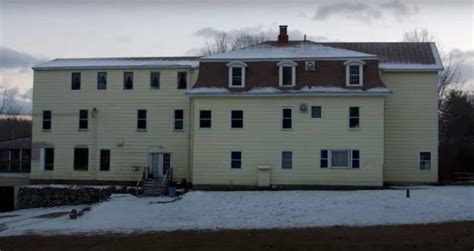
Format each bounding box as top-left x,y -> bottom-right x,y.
0,221 -> 473,251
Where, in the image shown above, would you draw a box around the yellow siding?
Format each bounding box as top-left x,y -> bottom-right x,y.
31,69 -> 197,182
191,96 -> 385,186
382,72 -> 438,183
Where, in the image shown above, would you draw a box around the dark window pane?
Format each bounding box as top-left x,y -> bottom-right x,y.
174,120 -> 183,130
311,106 -> 321,118
320,159 -> 328,168
352,150 -> 360,159
352,160 -> 360,168
231,110 -> 243,128
350,107 -> 359,117
137,110 -> 147,129
282,119 -> 292,129
350,118 -> 360,128
231,151 -> 242,169
283,108 -> 292,117
43,110 -> 51,131
71,73 -> 81,90
150,72 -> 160,89
138,110 -> 147,119
231,151 -> 241,160
200,110 -> 211,128
124,72 -> 133,90
321,150 -> 328,159
177,72 -> 187,89
282,151 -> 292,169
43,110 -> 51,119
232,110 -> 243,119
97,72 -> 107,90
349,65 -> 360,85
200,110 -> 211,119
137,120 -> 147,129
175,110 -> 183,119
100,149 -> 110,171
232,67 -> 242,86
74,148 -> 88,171
79,110 -> 88,129
282,66 -> 292,86
45,148 -> 54,171
79,110 -> 88,119
231,120 -> 243,128
200,120 -> 211,128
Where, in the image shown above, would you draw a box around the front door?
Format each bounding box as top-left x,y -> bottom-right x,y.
150,153 -> 171,179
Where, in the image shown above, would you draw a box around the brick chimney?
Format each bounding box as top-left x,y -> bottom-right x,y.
278,25 -> 289,43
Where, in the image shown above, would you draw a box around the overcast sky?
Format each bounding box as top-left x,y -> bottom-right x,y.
0,0 -> 473,106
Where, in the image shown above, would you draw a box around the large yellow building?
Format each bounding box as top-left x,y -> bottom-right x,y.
30,26 -> 442,187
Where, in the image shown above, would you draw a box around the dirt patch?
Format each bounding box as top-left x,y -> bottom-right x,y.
33,212 -> 69,219
0,221 -> 473,251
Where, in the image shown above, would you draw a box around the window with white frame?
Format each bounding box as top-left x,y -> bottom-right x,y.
320,149 -> 360,168
278,61 -> 297,87
231,151 -> 242,169
199,110 -> 212,128
419,152 -> 431,170
226,61 -> 247,87
349,106 -> 360,129
344,60 -> 364,86
282,108 -> 292,129
174,110 -> 184,131
231,110 -> 243,128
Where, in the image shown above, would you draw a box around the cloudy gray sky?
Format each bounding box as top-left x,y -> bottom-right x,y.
0,0 -> 473,105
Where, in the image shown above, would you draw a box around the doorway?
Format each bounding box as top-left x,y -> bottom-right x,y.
149,153 -> 171,179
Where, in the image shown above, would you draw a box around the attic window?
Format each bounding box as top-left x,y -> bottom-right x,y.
226,61 -> 247,88
277,60 -> 297,87
344,60 -> 365,86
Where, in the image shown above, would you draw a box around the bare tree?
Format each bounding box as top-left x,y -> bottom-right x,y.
0,85 -> 22,115
200,31 -> 271,56
403,28 -> 464,101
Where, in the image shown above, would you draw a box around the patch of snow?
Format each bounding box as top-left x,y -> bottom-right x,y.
24,184 -> 133,190
379,63 -> 443,71
203,43 -> 376,60
246,87 -> 281,94
0,186 -> 473,236
34,58 -> 199,70
187,87 -> 230,94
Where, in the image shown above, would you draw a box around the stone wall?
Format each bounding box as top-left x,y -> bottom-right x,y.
17,185 -> 140,209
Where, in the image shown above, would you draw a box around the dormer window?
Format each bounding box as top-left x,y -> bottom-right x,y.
278,60 -> 297,87
227,61 -> 247,88
344,60 -> 365,86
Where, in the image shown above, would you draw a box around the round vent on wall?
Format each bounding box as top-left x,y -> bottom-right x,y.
299,104 -> 308,113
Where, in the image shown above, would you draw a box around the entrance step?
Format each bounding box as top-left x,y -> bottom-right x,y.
142,179 -> 169,197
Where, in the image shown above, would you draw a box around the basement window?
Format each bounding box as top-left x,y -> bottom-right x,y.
74,148 -> 89,171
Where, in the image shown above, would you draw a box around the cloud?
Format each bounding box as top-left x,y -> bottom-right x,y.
0,46 -> 45,69
313,0 -> 416,22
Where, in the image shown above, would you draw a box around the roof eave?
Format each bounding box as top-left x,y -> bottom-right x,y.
186,92 -> 392,97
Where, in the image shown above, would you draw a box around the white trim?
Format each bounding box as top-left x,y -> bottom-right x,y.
198,109 -> 212,129
345,60 -> 364,87
230,109 -> 244,129
328,149 -> 351,169
278,60 -> 297,87
228,66 -> 246,88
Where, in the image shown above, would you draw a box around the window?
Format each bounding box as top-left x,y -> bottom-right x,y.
331,150 -> 349,167
311,106 -> 321,118
199,110 -> 211,128
150,72 -> 160,89
45,148 -> 54,171
231,151 -> 242,169
420,152 -> 431,170
174,109 -> 184,131
79,110 -> 88,130
344,60 -> 364,86
231,67 -> 243,87
282,108 -> 292,129
320,150 -> 328,168
231,110 -> 243,128
21,149 -> 31,172
177,72 -> 187,89
124,72 -> 133,90
282,151 -> 292,169
71,72 -> 81,90
282,66 -> 292,86
43,110 -> 51,130
74,148 -> 89,171
278,61 -> 297,87
352,150 -> 360,168
137,110 -> 147,130
321,149 -> 360,168
100,149 -> 110,171
97,72 -> 107,90
349,107 -> 360,129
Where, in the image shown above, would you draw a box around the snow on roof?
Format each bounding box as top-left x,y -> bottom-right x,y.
188,86 -> 391,96
33,57 -> 200,70
379,63 -> 443,71
202,43 -> 376,61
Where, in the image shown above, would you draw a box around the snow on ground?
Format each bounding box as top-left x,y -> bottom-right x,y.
0,186 -> 473,236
